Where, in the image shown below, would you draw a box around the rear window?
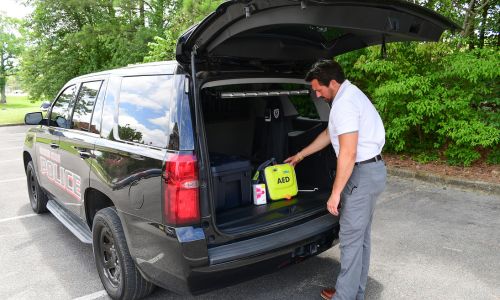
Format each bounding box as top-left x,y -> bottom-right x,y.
117,75 -> 175,148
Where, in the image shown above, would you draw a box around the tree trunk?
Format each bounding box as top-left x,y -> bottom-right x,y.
0,76 -> 6,104
478,3 -> 489,48
461,0 -> 476,37
464,0 -> 477,49
0,48 -> 6,104
460,0 -> 491,49
106,0 -> 116,18
139,0 -> 145,26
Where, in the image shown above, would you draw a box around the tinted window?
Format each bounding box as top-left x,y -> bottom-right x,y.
117,75 -> 176,148
289,94 -> 320,120
89,80 -> 107,135
178,76 -> 194,151
100,77 -> 120,139
72,81 -> 103,131
50,85 -> 76,128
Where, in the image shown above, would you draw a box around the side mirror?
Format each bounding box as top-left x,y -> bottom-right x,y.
25,112 -> 43,125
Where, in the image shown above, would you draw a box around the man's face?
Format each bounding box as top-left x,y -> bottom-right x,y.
311,79 -> 340,102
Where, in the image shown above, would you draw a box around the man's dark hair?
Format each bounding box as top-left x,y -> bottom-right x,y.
305,60 -> 345,86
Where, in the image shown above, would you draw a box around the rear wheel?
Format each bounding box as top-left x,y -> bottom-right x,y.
26,161 -> 48,214
92,207 -> 155,300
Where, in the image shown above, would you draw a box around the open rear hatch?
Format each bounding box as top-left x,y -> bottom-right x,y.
177,0 -> 459,69
179,0 -> 458,240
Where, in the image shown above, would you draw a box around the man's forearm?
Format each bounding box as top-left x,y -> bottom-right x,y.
332,150 -> 356,196
331,133 -> 358,196
299,129 -> 331,159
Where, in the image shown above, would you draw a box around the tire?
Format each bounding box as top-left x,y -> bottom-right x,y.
92,207 -> 155,300
26,161 -> 48,214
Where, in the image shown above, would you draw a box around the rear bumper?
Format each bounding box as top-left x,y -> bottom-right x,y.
208,213 -> 338,264
188,221 -> 339,294
121,211 -> 339,295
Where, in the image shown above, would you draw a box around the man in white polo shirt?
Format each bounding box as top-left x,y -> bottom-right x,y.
285,60 -> 387,300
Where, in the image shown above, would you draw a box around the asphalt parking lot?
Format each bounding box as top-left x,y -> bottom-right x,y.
1,125 -> 499,300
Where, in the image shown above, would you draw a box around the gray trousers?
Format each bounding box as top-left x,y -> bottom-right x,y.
334,160 -> 387,300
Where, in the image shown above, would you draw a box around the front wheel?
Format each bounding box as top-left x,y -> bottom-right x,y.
92,207 -> 155,300
26,161 -> 48,214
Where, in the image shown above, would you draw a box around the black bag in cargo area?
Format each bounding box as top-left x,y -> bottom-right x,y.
210,153 -> 252,212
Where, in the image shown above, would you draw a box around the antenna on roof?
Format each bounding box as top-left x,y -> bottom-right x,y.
245,6 -> 251,18
380,35 -> 387,59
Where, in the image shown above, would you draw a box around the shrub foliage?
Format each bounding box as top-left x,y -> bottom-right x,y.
338,43 -> 499,166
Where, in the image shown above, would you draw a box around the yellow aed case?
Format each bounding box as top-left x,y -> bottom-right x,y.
263,164 -> 298,200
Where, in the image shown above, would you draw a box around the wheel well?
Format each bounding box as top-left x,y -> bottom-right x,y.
85,188 -> 115,228
23,151 -> 32,172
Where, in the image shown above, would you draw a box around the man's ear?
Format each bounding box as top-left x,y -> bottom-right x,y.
329,80 -> 340,90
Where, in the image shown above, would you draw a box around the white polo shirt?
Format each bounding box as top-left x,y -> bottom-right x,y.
328,80 -> 385,162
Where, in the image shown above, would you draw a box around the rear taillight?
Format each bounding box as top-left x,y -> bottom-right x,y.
163,153 -> 200,226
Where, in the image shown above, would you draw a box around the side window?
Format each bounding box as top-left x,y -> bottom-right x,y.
117,75 -> 176,148
289,94 -> 321,120
89,80 -> 108,135
100,77 -> 120,139
72,81 -> 103,131
50,85 -> 76,128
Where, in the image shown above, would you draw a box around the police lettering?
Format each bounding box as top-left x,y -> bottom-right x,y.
277,177 -> 290,184
40,155 -> 81,201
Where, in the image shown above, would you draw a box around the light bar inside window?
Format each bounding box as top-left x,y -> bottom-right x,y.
220,90 -> 310,99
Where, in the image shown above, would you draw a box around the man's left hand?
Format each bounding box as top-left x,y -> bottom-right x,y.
327,193 -> 341,216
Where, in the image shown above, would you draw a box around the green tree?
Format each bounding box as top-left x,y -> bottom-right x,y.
145,0 -> 223,62
20,0 -> 174,101
0,14 -> 23,104
117,124 -> 143,143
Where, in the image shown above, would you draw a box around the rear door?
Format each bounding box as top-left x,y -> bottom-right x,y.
58,79 -> 106,216
176,0 -> 459,66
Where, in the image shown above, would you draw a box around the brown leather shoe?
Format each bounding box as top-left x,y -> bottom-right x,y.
320,288 -> 336,300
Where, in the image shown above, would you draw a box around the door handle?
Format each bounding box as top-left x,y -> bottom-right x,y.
50,143 -> 59,149
79,151 -> 92,159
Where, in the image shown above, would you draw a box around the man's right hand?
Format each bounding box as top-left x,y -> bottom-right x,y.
285,129 -> 330,167
284,152 -> 304,167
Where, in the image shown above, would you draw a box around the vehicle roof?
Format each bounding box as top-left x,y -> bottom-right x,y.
67,61 -> 180,85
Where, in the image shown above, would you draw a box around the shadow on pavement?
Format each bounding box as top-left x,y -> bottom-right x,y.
147,255 -> 383,300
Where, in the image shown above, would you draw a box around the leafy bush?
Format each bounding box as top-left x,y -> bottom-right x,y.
414,152 -> 440,164
487,148 -> 500,165
338,43 -> 499,166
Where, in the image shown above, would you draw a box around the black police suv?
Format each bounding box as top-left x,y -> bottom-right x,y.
23,1 -> 457,299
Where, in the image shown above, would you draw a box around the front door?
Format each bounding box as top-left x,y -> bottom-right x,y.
38,85 -> 77,202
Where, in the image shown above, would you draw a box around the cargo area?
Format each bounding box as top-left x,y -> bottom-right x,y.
201,81 -> 337,234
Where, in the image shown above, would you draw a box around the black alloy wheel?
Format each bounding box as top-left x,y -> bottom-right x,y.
92,207 -> 155,300
26,161 -> 48,213
100,226 -> 121,288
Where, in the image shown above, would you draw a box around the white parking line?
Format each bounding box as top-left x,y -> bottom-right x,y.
1,133 -> 26,136
72,290 -> 108,300
0,159 -> 22,163
0,177 -> 25,184
443,246 -> 463,253
0,214 -> 38,223
0,147 -> 22,151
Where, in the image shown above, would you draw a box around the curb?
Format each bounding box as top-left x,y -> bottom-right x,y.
0,123 -> 24,127
387,167 -> 500,195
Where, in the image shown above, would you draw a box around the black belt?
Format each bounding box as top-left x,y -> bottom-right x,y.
355,155 -> 383,165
